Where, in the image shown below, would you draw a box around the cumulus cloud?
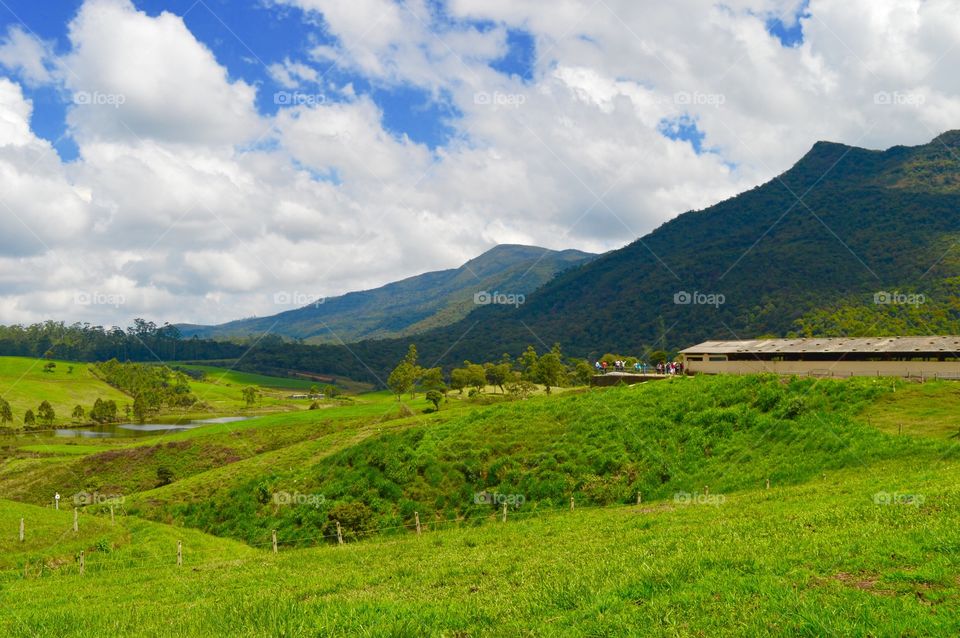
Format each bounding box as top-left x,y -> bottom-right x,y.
0,0 -> 958,329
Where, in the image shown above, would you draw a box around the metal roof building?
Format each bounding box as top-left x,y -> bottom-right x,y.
679,337 -> 960,379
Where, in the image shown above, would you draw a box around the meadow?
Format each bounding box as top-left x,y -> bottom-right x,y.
1,364 -> 959,636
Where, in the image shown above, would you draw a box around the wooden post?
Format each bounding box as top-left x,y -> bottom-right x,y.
110,506 -> 115,524
570,496 -> 575,511
272,530 -> 278,554
415,512 -> 421,536
336,521 -> 343,545
636,493 -> 642,505
502,502 -> 507,522
79,551 -> 85,575
704,485 -> 709,496
765,478 -> 770,490
19,518 -> 24,542
73,508 -> 78,533
177,540 -> 182,567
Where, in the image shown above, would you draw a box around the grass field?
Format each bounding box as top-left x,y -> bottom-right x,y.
1,372 -> 959,636
0,357 -> 130,427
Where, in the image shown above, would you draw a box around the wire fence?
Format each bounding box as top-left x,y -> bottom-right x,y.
5,495 -> 675,582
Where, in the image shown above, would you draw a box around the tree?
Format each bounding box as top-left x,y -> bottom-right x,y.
519,346 -> 539,381
242,386 -> 259,408
425,390 -> 443,412
37,401 -> 55,425
387,362 -> 416,400
323,384 -> 340,398
572,360 -> 594,386
0,398 -> 12,426
484,362 -> 511,393
450,368 -> 470,395
419,367 -> 446,394
310,384 -> 319,396
43,362 -> 56,373
464,362 -> 487,394
71,405 -> 85,423
534,345 -> 568,395
133,395 -> 148,423
23,410 -> 35,427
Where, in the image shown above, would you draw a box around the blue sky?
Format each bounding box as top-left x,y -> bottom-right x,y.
0,0 -> 540,160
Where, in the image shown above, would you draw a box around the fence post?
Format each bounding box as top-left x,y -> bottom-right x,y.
765,478 -> 770,490
636,493 -> 642,505
570,496 -> 575,511
272,530 -> 278,554
79,551 -> 84,575
704,485 -> 709,496
336,521 -> 344,545
177,540 -> 182,567
502,502 -> 507,523
415,512 -> 421,536
73,508 -> 78,533
110,506 -> 115,524
19,518 -> 24,542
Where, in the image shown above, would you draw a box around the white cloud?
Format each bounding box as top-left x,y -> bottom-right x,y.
1,0 -> 960,329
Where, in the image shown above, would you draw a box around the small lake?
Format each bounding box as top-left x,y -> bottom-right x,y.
48,416 -> 250,438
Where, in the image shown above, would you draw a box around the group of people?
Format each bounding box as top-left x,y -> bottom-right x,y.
593,359 -> 685,375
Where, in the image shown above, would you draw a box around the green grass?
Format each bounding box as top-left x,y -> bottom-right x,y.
861,379 -> 960,439
0,357 -> 130,427
2,373 -> 960,635
1,459 -> 958,636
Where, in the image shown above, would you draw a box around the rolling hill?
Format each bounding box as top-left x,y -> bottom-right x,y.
178,244 -> 596,344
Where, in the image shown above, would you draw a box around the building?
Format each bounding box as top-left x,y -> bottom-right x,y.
679,337 -> 960,379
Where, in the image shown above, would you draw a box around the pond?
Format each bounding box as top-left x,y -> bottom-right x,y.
46,416 -> 251,438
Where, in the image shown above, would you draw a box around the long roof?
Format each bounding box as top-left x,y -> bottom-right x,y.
679,337 -> 960,355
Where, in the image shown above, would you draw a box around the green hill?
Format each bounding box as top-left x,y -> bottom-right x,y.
178,244 -> 596,344
2,374 -> 959,636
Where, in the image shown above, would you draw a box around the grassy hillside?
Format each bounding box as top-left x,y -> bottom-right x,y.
2,458 -> 958,636
0,357 -> 129,426
3,374 -> 960,635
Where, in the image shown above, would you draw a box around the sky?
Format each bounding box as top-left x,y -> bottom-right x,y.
0,0 -> 958,327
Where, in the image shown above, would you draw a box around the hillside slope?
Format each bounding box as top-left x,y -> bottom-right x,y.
179,244 -> 596,344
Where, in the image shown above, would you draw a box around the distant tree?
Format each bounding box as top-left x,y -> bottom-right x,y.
242,386 -> 259,408
572,360 -> 594,386
323,384 -> 340,398
310,384 -> 319,396
425,390 -> 443,412
0,398 -> 12,426
450,368 -> 470,395
133,395 -> 148,423
387,362 -> 416,400
464,362 -> 487,394
43,362 -> 56,374
66,366 -> 74,374
484,362 -> 511,393
23,410 -> 35,427
71,405 -> 85,423
534,345 -> 568,395
37,401 -> 55,425
519,346 -> 539,381
648,350 -> 669,366
419,367 -> 446,394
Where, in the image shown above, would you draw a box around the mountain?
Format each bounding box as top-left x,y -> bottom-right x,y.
179,245 -> 597,344
408,130 -> 960,361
